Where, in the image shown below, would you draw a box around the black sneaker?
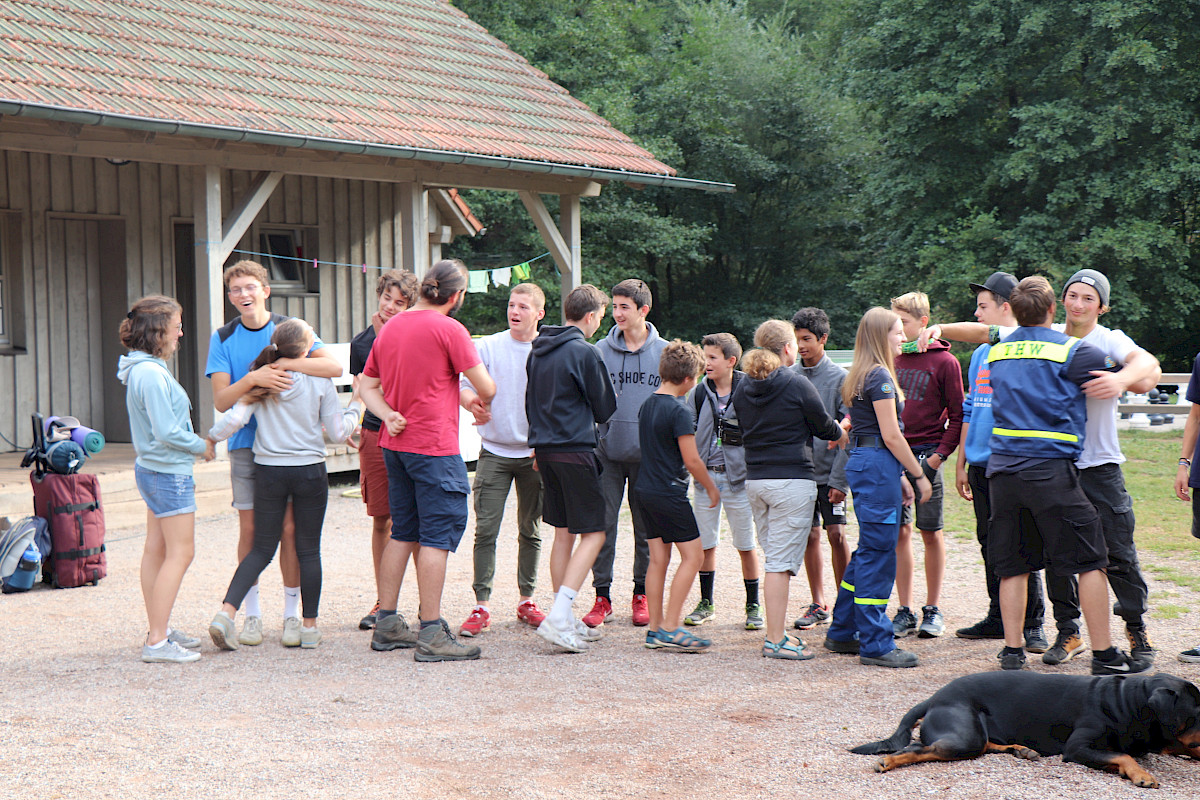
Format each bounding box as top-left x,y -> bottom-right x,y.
1042,632 -> 1086,665
860,647 -> 919,668
918,605 -> 945,638
1091,648 -> 1151,676
823,636 -> 860,655
1126,624 -> 1156,663
892,606 -> 918,638
955,617 -> 1005,639
359,601 -> 380,631
1023,626 -> 1049,653
998,646 -> 1027,671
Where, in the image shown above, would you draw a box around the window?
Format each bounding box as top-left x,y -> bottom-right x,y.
257,226 -> 318,293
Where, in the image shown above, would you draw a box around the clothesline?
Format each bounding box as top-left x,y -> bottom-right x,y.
209,248 -> 555,281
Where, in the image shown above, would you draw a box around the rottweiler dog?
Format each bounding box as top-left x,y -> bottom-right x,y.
851,671 -> 1200,788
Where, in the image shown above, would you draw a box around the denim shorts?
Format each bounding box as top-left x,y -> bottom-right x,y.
382,449 -> 470,551
228,448 -> 256,511
135,464 -> 197,518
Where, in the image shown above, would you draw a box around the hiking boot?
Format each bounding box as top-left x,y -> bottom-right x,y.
300,626 -> 322,649
581,596 -> 614,628
536,618 -> 588,653
208,612 -> 239,651
744,603 -> 765,630
631,594 -> 650,627
1023,626 -> 1050,654
762,634 -> 815,660
458,606 -> 490,637
359,601 -> 380,630
823,636 -> 860,655
238,615 -> 263,646
860,647 -> 919,668
955,617 -> 1005,639
415,619 -> 482,662
1091,648 -> 1151,676
1178,646 -> 1200,664
281,617 -> 302,647
918,605 -> 945,638
998,647 -> 1027,671
142,639 -> 201,664
684,599 -> 715,626
371,612 -> 418,651
1126,624 -> 1156,663
892,606 -> 918,638
794,603 -> 830,630
167,628 -> 201,650
1042,632 -> 1086,665
516,600 -> 547,627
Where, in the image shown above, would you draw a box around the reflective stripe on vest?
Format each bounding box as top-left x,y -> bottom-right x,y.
986,337 -> 1079,364
991,427 -> 1079,443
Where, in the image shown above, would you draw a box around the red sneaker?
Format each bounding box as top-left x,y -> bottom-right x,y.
581,596 -> 614,628
516,600 -> 546,627
631,594 -> 650,627
458,606 -> 490,637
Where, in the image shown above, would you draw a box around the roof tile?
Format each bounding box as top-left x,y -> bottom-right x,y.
0,0 -> 674,175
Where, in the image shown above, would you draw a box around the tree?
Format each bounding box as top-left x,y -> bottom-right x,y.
844,0 -> 1200,367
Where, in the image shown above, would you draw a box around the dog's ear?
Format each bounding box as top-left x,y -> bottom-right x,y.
1148,686 -> 1181,730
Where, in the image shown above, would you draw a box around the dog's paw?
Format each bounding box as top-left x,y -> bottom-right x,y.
874,757 -> 893,773
1014,746 -> 1039,761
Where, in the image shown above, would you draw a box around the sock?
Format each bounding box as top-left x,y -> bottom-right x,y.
244,584 -> 261,618
633,582 -> 646,597
147,638 -> 167,649
377,609 -> 397,621
1093,646 -> 1118,661
474,604 -> 489,614
744,578 -> 760,607
550,586 -> 577,629
301,625 -> 317,632
596,588 -> 610,602
699,571 -> 715,604
283,586 -> 301,619
1002,645 -> 1024,655
420,618 -> 441,630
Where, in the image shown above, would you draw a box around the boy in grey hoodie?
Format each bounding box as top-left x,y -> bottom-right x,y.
582,279 -> 668,628
791,308 -> 850,631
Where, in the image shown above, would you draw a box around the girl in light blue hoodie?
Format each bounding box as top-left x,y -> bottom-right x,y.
118,295 -> 215,665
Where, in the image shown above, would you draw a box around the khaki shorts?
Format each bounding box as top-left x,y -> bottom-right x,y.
229,447 -> 256,511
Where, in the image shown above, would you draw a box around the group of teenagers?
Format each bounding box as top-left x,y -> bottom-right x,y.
117,254 -> 1198,672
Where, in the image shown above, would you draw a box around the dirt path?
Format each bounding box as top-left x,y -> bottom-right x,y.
3,488 -> 1200,798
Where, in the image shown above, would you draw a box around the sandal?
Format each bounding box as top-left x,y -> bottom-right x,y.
762,634 -> 815,660
658,627 -> 712,653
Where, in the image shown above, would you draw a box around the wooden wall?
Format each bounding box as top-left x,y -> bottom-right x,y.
0,151 -> 416,447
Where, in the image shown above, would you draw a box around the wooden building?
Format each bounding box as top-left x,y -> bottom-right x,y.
0,0 -> 731,446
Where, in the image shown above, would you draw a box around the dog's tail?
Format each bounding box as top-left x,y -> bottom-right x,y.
849,700 -> 930,755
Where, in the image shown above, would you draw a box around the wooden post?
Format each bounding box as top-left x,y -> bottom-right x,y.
192,165 -> 224,433
559,194 -> 581,321
398,182 -> 429,277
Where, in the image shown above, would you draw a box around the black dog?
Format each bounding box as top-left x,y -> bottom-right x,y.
851,671 -> 1200,788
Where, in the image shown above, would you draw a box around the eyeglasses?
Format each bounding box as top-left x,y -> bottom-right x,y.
227,285 -> 261,297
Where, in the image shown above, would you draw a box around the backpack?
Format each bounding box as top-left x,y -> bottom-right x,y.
0,516 -> 49,591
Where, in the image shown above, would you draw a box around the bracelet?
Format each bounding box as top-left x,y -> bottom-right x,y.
1180,458 -> 1192,468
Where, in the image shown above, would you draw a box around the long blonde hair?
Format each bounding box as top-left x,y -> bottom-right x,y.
753,319 -> 795,358
843,307 -> 905,406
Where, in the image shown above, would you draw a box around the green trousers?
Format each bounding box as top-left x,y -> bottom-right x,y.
472,448 -> 543,602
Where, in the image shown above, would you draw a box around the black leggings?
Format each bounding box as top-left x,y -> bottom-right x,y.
223,462 -> 328,619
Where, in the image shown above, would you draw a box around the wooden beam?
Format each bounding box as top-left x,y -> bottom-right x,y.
220,171 -> 282,258
192,165 -> 224,432
559,194 -> 581,321
519,190 -> 569,271
397,182 -> 429,276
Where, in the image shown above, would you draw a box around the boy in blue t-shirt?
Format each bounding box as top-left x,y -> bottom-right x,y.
205,259 -> 341,646
632,340 -> 719,652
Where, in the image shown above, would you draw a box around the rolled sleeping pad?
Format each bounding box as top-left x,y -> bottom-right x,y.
70,425 -> 105,454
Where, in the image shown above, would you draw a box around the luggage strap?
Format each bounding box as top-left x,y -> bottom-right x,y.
52,502 -> 99,514
53,545 -> 105,560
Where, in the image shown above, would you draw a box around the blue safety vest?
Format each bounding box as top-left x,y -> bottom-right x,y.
987,327 -> 1087,460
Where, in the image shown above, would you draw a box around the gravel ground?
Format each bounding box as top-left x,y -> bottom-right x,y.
3,486 -> 1200,799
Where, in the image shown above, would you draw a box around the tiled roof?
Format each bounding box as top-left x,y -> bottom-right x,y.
0,0 -> 676,176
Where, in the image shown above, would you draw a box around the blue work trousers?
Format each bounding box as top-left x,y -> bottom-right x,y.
829,446 -> 903,659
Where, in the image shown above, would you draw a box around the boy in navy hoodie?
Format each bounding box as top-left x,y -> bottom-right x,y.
526,285 -> 618,652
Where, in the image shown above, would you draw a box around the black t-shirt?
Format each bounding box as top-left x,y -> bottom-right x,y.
635,393 -> 697,498
349,325 -> 382,432
849,366 -> 904,438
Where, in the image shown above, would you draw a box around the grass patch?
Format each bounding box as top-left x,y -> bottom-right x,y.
1152,603 -> 1189,621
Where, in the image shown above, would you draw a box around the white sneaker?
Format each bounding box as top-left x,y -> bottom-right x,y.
575,619 -> 603,642
536,618 -> 589,653
238,615 -> 263,646
281,617 -> 302,647
167,628 -> 202,649
142,639 -> 201,664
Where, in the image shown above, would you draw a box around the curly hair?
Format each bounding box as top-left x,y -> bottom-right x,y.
119,295 -> 181,359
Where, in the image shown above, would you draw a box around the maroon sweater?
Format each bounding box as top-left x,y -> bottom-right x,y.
894,340 -> 964,457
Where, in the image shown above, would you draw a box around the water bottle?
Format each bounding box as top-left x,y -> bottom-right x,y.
3,543 -> 40,593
